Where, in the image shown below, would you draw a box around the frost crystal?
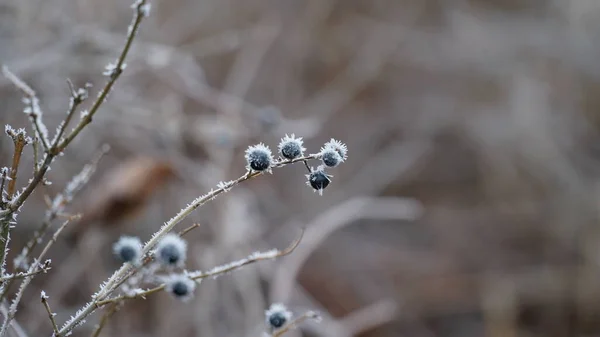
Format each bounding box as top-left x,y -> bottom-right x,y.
216,180 -> 234,192
140,3 -> 151,16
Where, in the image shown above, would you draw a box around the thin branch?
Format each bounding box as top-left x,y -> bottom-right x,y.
0,261 -> 51,283
40,292 -> 60,336
0,129 -> 29,286
32,137 -> 40,176
6,131 -> 28,199
272,311 -> 321,337
56,0 -> 148,153
0,217 -> 75,336
1,66 -> 50,151
177,223 -> 201,237
95,231 -> 303,308
90,303 -> 119,337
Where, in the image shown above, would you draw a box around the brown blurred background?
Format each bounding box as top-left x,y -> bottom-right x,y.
3,0 -> 600,336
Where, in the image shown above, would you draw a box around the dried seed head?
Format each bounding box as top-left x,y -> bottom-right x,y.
278,134 -> 305,160
306,166 -> 332,196
265,303 -> 292,329
155,233 -> 187,267
320,147 -> 342,167
323,139 -> 348,162
245,143 -> 274,172
165,274 -> 196,301
113,236 -> 143,265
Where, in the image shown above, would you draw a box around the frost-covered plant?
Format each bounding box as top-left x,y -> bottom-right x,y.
0,0 -> 347,335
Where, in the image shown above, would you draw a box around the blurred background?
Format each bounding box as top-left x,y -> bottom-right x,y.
2,0 -> 600,336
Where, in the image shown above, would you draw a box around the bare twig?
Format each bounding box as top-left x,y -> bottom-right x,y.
5,130 -> 28,199
1,66 -> 49,151
90,303 -> 119,337
49,80 -> 90,155
56,0 -> 147,153
0,261 -> 51,283
40,292 -> 60,337
0,128 -> 30,286
0,217 -> 76,336
178,222 -> 201,237
272,311 -> 321,337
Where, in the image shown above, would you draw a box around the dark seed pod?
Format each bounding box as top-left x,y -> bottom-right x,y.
245,143 -> 274,172
306,166 -> 332,196
278,134 -> 305,160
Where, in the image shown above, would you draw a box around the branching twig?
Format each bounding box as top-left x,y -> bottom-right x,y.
58,154 -> 317,335
40,291 -> 60,337
0,261 -> 51,283
5,129 -> 28,200
95,231 -> 303,307
56,0 -> 148,153
90,303 -> 119,337
0,128 -> 30,286
178,223 -> 201,237
1,66 -> 50,151
12,145 -> 108,271
272,311 -> 321,337
0,217 -> 76,336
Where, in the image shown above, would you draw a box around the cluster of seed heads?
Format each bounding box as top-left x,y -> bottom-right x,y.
112,234 -> 194,300
245,135 -> 348,195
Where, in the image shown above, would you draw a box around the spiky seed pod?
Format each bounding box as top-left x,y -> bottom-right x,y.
323,139 -> 348,162
306,166 -> 332,196
245,143 -> 274,172
278,134 -> 305,160
165,274 -> 196,301
155,233 -> 187,267
265,303 -> 292,329
113,236 -> 143,264
320,147 -> 342,167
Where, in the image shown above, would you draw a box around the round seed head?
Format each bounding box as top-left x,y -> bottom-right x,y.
265,303 -> 292,329
166,275 -> 196,302
245,143 -> 274,172
306,166 -> 332,196
113,236 -> 142,264
320,148 -> 342,167
323,139 -> 348,162
278,134 -> 305,160
155,233 -> 187,267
